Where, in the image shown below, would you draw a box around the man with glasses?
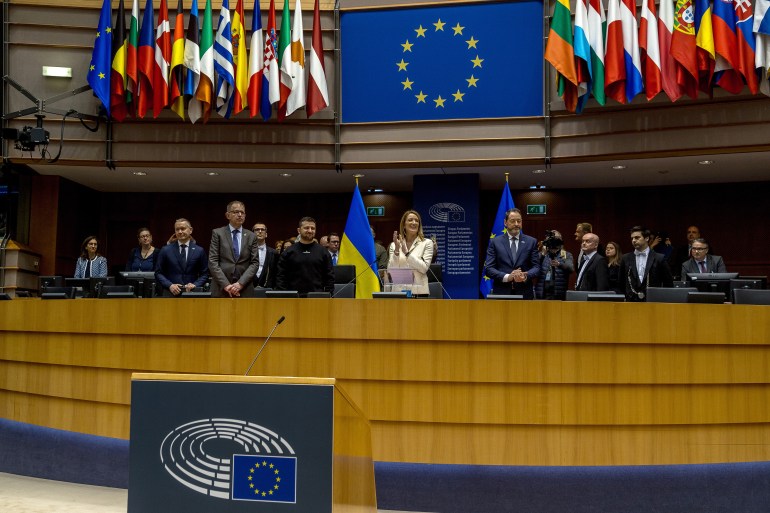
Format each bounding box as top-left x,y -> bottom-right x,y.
252,222 -> 278,289
681,238 -> 726,277
208,200 -> 259,298
327,232 -> 341,266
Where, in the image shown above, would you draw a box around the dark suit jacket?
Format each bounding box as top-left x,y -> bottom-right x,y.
483,232 -> 540,299
681,254 -> 727,277
575,253 -> 610,291
208,226 -> 259,297
253,245 -> 279,289
619,250 -> 674,301
155,241 -> 209,291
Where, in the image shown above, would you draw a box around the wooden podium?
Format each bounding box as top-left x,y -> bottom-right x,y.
128,374 -> 377,513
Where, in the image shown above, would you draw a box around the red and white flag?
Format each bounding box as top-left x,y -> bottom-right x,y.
306,0 -> 328,117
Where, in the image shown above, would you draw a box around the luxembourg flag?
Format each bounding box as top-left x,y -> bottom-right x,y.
574,0 -> 593,112
587,0 -> 607,105
605,0 -> 627,103
639,0 -> 662,100
658,0 -> 683,100
620,0 -> 644,102
756,0 -> 770,96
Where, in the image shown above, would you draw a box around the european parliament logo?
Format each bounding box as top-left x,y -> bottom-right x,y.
159,418 -> 297,503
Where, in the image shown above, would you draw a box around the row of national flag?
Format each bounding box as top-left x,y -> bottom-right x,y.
545,0 -> 770,113
87,0 -> 329,123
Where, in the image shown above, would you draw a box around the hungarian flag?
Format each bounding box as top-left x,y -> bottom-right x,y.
277,0 -> 293,120
587,0 -> 607,106
213,0 -> 235,117
247,0 -> 266,118
195,0 -> 215,122
110,0 -> 129,121
694,0 -> 715,95
137,0 -> 156,118
605,0 -> 627,103
307,0 -> 328,117
127,0 -> 140,116
545,0 -> 578,112
713,0 -> 746,93
153,0 -> 171,117
574,0 -> 593,112
285,0 -> 306,116
169,0 -> 186,119
756,0 -> 770,96
230,0 -> 249,115
639,0 -> 663,100
658,0 -> 683,100
671,0 -> 699,98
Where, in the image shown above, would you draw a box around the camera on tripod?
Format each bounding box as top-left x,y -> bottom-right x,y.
2,114 -> 50,151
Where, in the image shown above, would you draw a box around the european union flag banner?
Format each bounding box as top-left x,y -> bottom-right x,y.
340,1 -> 543,122
232,454 -> 297,503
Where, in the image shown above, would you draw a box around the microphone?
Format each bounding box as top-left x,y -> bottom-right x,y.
244,316 -> 285,376
331,260 -> 380,298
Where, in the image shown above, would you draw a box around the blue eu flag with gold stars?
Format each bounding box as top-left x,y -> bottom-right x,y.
340,1 -> 542,123
86,0 -> 113,116
231,455 -> 297,503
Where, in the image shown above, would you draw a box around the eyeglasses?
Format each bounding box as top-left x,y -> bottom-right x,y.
691,247 -> 708,252
228,210 -> 245,216
253,228 -> 266,232
138,234 -> 151,239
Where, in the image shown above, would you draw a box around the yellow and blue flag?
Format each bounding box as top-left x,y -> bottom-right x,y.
338,186 -> 380,298
480,180 -> 514,298
231,454 -> 296,502
87,0 -> 113,116
340,1 -> 542,122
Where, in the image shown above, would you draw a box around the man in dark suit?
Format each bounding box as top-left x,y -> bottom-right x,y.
575,233 -> 610,291
619,226 -> 674,302
155,218 -> 209,296
670,225 -> 701,279
483,208 -> 541,299
252,222 -> 278,289
681,238 -> 727,277
208,201 -> 259,298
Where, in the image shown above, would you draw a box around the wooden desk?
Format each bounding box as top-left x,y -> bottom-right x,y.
1,298 -> 769,466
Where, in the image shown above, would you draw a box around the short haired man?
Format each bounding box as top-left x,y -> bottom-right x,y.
252,222 -> 278,289
618,226 -> 674,301
155,218 -> 209,296
575,222 -> 593,261
671,225 -> 702,279
483,208 -> 540,299
208,201 -> 259,298
319,235 -> 329,249
575,233 -> 610,291
276,217 -> 335,296
681,238 -> 727,277
327,232 -> 341,266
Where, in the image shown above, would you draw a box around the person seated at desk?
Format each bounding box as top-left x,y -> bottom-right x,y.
155,218 -> 209,296
74,236 -> 108,278
681,238 -> 727,276
388,210 -> 434,296
125,227 -> 157,272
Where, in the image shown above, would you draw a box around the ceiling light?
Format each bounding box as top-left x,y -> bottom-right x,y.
204,171 -> 219,176
539,185 -> 546,189
612,165 -> 626,170
280,173 -> 292,177
42,66 -> 72,77
132,171 -> 146,176
529,185 -> 538,189
532,169 -> 546,174
698,160 -> 714,165
367,187 -> 384,193
353,173 -> 365,178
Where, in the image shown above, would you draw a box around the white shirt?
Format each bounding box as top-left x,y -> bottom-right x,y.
634,248 -> 649,281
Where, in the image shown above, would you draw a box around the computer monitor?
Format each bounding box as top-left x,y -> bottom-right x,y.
39,275 -> 63,290
307,291 -> 331,298
40,286 -> 76,300
332,265 -> 355,284
64,278 -> 90,297
730,278 -> 765,303
486,294 -> 524,300
686,273 -> 739,294
687,291 -> 726,304
89,276 -> 115,297
372,291 -> 409,299
587,293 -> 626,302
118,271 -> 157,298
265,290 -> 300,298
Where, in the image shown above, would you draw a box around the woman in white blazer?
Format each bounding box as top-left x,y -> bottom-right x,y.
74,235 -> 108,278
388,210 -> 434,296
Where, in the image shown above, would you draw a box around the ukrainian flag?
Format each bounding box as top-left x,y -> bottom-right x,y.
338,186 -> 380,298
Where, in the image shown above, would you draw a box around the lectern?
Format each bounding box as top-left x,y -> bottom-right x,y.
128,374 -> 377,513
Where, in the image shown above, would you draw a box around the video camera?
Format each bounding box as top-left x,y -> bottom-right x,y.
543,230 -> 563,250
2,114 -> 50,152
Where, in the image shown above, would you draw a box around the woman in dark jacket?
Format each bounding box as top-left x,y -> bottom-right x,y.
605,241 -> 623,294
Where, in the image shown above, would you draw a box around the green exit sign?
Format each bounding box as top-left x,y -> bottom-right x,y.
367,206 -> 385,217
527,204 -> 547,215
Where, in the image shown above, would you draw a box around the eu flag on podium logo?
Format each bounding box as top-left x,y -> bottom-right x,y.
231,454 -> 297,503
340,1 -> 543,122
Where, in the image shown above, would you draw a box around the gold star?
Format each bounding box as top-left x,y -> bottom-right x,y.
433,19 -> 445,31
255,488 -> 260,494
402,39 -> 413,52
396,59 -> 408,71
274,485 -> 279,489
105,27 -> 111,34
415,91 -> 427,103
99,72 -> 106,79
452,23 -> 464,35
269,490 -> 274,495
248,476 -> 252,481
262,461 -> 267,466
262,492 -> 267,497
452,89 -> 465,102
466,75 -> 479,87
276,476 -> 281,481
415,25 -> 427,37
466,36 -> 478,49
90,65 -> 95,71
249,483 -> 254,488
401,77 -> 414,90
269,464 -> 274,468
471,55 -> 484,68
250,468 -> 255,473
274,469 -> 279,475
96,31 -> 101,38
433,95 -> 446,108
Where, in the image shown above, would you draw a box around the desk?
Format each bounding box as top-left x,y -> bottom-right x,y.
1,298 -> 769,465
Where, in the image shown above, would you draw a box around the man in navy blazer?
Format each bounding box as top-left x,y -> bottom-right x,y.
155,218 -> 209,296
484,208 -> 541,299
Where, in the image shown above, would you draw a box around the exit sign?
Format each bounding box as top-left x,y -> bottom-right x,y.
367,206 -> 385,217
527,204 -> 547,215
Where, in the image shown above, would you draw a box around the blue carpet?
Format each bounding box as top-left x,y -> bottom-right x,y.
2,419 -> 769,512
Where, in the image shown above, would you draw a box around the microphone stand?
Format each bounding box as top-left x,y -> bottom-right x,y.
244,316 -> 285,376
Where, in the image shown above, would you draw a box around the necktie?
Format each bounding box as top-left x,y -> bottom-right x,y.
579,255 -> 586,271
332,253 -> 338,266
180,244 -> 187,268
576,255 -> 589,289
232,230 -> 240,260
699,260 -> 707,273
510,237 -> 518,262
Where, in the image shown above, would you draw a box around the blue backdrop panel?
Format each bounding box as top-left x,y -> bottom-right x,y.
413,174 -> 479,299
340,1 -> 543,122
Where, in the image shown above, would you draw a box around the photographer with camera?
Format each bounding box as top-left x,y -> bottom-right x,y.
536,230 -> 574,300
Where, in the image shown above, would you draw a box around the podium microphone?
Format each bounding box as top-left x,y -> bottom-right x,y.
244,315 -> 285,376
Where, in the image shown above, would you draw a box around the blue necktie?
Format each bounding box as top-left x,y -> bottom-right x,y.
232,230 -> 240,260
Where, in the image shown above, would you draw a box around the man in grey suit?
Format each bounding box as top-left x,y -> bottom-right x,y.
681,238 -> 727,277
208,200 -> 259,298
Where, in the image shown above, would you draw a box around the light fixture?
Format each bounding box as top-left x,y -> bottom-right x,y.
532,169 -> 546,174
529,185 -> 538,189
367,187 -> 384,193
42,66 -> 72,78
539,185 -> 546,189
280,173 -> 292,177
204,171 -> 219,176
612,165 -> 626,170
353,173 -> 365,178
132,171 -> 147,176
698,160 -> 714,165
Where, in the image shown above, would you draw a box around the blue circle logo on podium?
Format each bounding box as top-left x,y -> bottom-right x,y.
429,202 -> 465,223
159,418 -> 297,503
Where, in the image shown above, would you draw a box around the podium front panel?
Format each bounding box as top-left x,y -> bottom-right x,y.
128,379 -> 334,513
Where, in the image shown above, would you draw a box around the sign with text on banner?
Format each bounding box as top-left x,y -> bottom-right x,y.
340,1 -> 544,123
